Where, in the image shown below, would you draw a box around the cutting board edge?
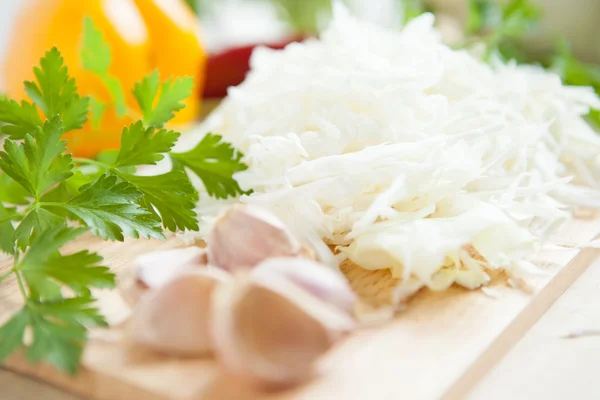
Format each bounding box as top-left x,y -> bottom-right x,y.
443,246 -> 600,399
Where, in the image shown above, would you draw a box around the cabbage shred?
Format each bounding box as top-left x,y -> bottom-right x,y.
187,5 -> 600,300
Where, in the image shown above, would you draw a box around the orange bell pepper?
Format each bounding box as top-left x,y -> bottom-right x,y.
3,0 -> 206,158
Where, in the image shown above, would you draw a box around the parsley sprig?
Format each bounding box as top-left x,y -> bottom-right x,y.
464,1 -> 600,126
552,39 -> 600,128
465,0 -> 541,61
0,19 -> 247,373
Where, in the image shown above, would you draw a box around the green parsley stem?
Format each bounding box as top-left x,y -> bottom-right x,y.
37,201 -> 67,207
12,252 -> 27,299
15,271 -> 27,299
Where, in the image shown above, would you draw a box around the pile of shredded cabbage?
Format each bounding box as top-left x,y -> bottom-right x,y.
184,5 -> 600,298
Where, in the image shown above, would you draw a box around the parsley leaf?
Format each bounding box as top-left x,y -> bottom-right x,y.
0,98 -> 43,139
0,117 -> 73,197
43,251 -> 113,293
0,204 -> 16,255
1,226 -> 110,375
25,297 -> 107,374
133,71 -> 194,128
19,226 -> 114,298
81,17 -> 127,117
17,226 -> 81,269
23,47 -> 88,132
0,139 -> 35,195
13,208 -> 65,251
114,121 -> 180,167
123,170 -> 199,232
51,174 -> 164,241
88,97 -> 106,129
0,309 -> 29,362
81,17 -> 111,74
0,173 -> 29,205
40,169 -> 103,204
171,133 -> 248,199
132,70 -> 160,117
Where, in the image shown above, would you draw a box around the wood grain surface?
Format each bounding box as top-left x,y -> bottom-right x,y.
469,257 -> 600,400
2,216 -> 600,400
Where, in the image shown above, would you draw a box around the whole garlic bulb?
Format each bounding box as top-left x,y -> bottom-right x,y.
208,204 -> 310,271
129,268 -> 230,356
210,258 -> 356,387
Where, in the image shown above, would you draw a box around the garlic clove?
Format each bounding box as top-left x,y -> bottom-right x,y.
129,268 -> 230,357
136,247 -> 209,288
211,271 -> 355,387
252,257 -> 357,314
208,204 -> 307,271
119,247 -> 208,306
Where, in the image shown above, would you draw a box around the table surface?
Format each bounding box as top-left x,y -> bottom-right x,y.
3,258 -> 600,400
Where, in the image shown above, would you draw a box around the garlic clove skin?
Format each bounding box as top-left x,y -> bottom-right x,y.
252,257 -> 357,314
136,247 -> 209,288
208,204 -> 307,271
119,247 -> 208,306
252,263 -> 356,340
129,268 -> 230,357
210,269 -> 355,388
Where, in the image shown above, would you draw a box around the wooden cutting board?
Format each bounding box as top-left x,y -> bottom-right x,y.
2,215 -> 600,400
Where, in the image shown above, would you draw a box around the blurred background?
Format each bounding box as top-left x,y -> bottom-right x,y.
0,0 -> 599,157
2,0 -> 600,63
3,1 -> 600,58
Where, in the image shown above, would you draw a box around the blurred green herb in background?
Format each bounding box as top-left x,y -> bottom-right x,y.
188,0 -> 600,130
198,0 -> 339,34
400,0 -> 426,24
466,0 -> 541,61
552,39 -> 600,128
184,0 -> 199,13
270,0 -> 335,33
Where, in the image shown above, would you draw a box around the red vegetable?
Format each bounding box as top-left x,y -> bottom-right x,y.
203,38 -> 303,98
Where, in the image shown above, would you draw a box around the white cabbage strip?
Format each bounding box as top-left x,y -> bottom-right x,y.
185,5 -> 600,297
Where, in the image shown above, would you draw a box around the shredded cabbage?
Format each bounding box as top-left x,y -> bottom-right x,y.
182,5 -> 600,298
